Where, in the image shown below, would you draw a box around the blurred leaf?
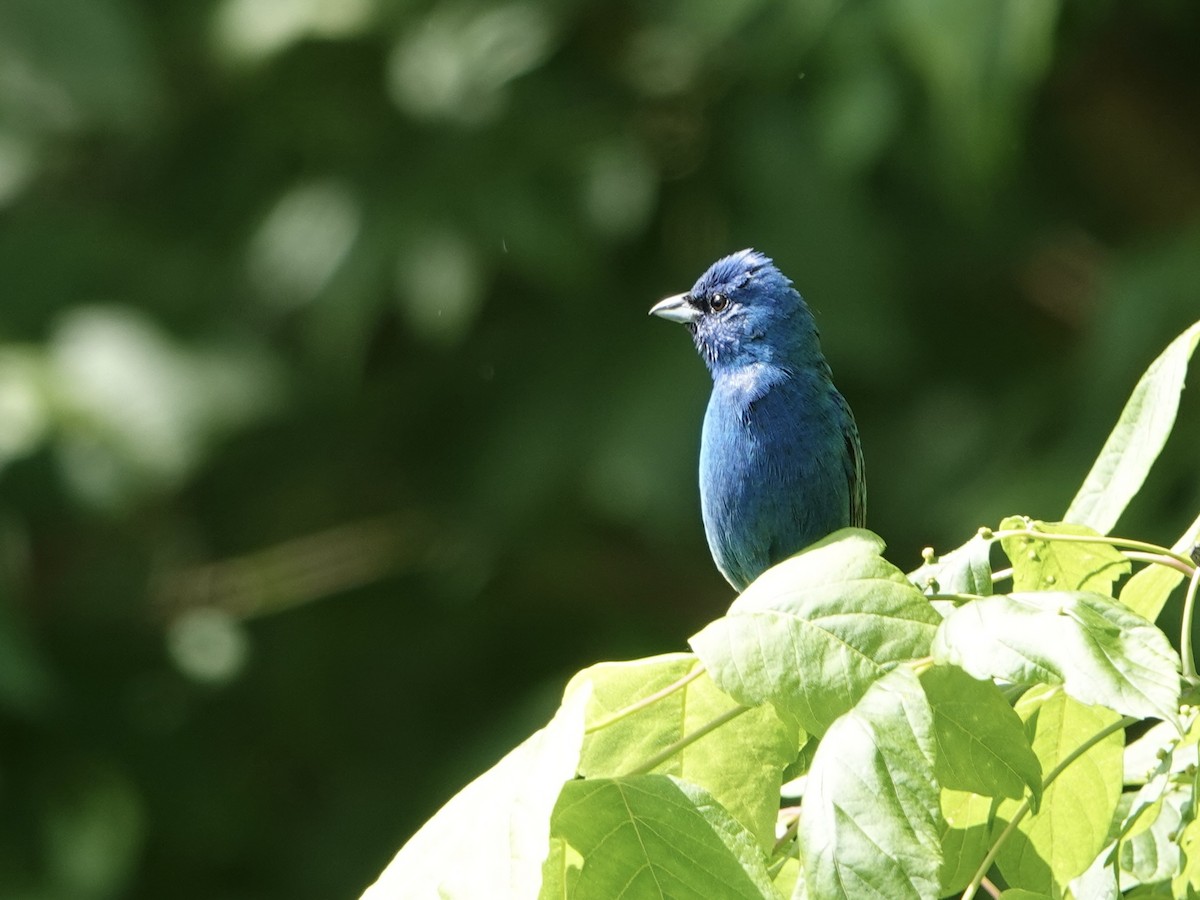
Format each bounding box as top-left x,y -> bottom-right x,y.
690,529 -> 939,736
212,0 -> 374,64
387,3 -> 558,126
886,0 -> 1061,191
0,347 -> 48,471
0,591 -> 56,715
248,179 -> 362,310
800,667 -> 943,900
0,0 -> 157,134
47,307 -> 282,507
42,763 -> 145,900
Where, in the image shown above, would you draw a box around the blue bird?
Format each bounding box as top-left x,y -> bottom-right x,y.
650,249 -> 865,591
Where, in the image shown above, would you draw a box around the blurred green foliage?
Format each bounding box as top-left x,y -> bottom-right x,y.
0,0 -> 1198,896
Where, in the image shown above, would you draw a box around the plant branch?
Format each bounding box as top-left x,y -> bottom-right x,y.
769,810 -> 801,875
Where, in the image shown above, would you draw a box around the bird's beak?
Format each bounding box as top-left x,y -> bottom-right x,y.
649,292 -> 701,324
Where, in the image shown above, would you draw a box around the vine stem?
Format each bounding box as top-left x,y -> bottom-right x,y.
1124,550 -> 1197,577
1181,567 -> 1200,679
624,705 -> 750,776
584,665 -> 706,734
960,714 -> 1136,900
989,528 -> 1197,574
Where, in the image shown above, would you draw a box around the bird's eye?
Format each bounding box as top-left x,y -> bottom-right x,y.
709,293 -> 728,312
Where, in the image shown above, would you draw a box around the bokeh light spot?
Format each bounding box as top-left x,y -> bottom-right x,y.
396,230 -> 486,344
167,608 -> 250,685
213,0 -> 374,63
387,3 -> 554,125
248,179 -> 361,308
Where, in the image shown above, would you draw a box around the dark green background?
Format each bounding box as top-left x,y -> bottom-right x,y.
1,0 -> 1198,896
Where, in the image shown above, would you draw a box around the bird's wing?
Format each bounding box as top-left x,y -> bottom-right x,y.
839,393 -> 867,528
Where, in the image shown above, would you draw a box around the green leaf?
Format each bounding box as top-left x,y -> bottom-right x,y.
1066,847 -> 1121,900
1174,809 -> 1200,897
691,529 -> 939,736
995,687 -> 1124,894
938,789 -> 995,895
1065,319 -> 1200,534
999,519 -> 1130,595
800,667 -> 943,900
565,653 -> 798,850
932,590 -> 1181,724
920,664 -> 1042,803
1123,720 -> 1182,787
1074,721 -> 1193,895
999,891 -> 1055,900
545,775 -> 778,900
1117,783 -> 1185,885
908,532 -> 993,597
1120,562 -> 1186,624
772,856 -> 801,899
361,686 -> 589,900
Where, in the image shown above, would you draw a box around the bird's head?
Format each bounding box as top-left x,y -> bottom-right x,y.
649,249 -> 818,373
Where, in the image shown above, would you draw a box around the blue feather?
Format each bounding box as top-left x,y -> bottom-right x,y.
651,250 -> 865,591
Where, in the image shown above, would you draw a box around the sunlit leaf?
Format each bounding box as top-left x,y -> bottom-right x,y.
920,664 -> 1041,803
360,687 -> 588,900
1117,783 -> 1185,886
545,775 -> 777,900
800,667 -> 943,900
1065,319 -> 1200,534
995,687 -> 1124,894
932,590 -> 1180,724
691,529 -> 939,736
908,531 -> 993,597
938,788 -> 994,895
1120,562 -> 1186,624
565,653 -> 798,850
999,518 -> 1129,596
1173,804 -> 1200,897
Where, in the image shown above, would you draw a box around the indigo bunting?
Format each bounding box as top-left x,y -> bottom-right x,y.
650,249 -> 865,591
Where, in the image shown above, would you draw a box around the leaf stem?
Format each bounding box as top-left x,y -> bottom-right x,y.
769,810 -> 801,876
960,714 -> 1136,900
1181,567 -> 1200,679
624,704 -> 751,776
906,656 -> 934,676
584,665 -> 706,734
